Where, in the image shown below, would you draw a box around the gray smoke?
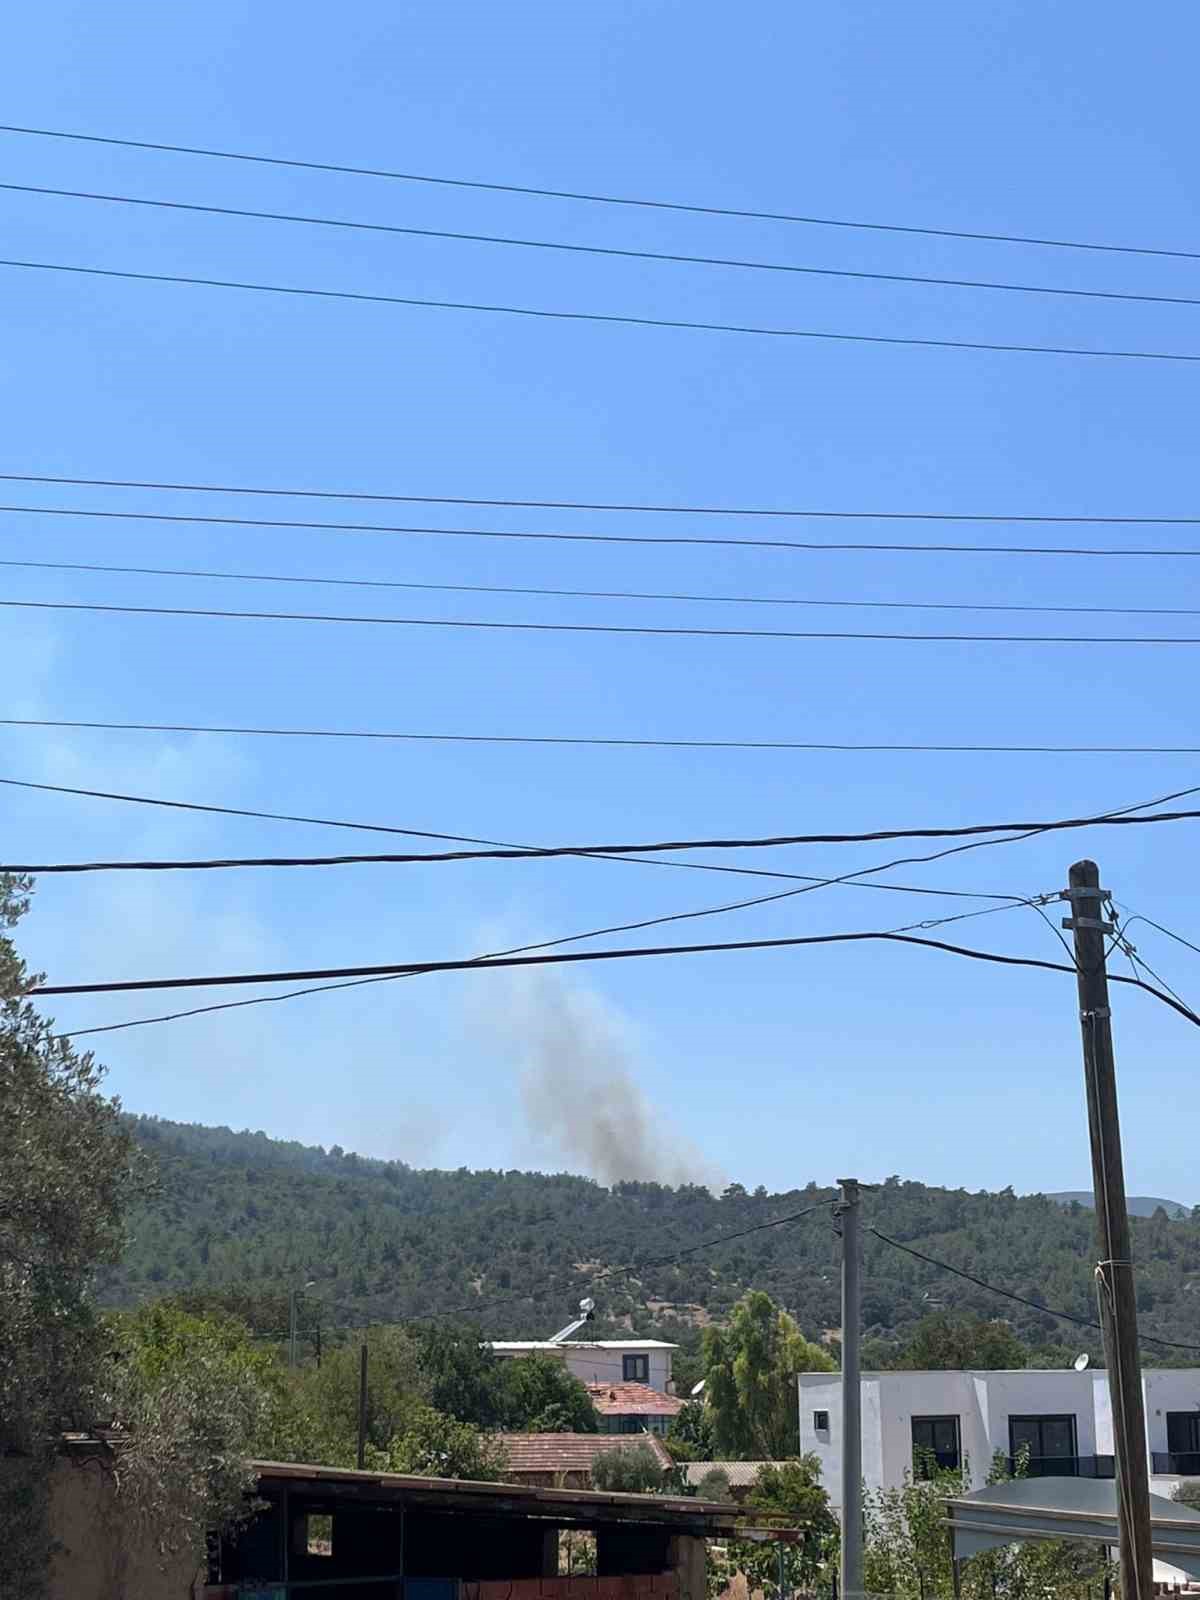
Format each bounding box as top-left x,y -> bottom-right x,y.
492,973 -> 721,1189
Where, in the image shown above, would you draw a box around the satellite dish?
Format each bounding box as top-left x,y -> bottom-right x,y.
579,1297 -> 595,1314
691,1379 -> 706,1397
1074,1352 -> 1091,1372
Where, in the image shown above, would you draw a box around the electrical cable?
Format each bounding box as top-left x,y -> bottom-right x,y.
57,818 -> 1100,1038
26,931 -> 1200,1033
868,1226 -> 1200,1354
15,593 -> 1200,646
13,555 -> 1200,617
3,122 -> 1198,263
53,782 -> 1188,1035
9,473 -> 1200,525
5,256 -> 1200,364
6,716 -> 1200,756
0,775 -> 1021,898
10,500 -> 1200,557
10,786 -> 1200,874
9,179 -> 1200,312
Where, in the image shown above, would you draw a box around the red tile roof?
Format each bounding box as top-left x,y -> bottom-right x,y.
498,1432 -> 674,1477
586,1382 -> 684,1418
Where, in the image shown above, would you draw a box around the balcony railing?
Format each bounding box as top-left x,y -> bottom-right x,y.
913,1449 -> 962,1479
1153,1451 -> 1200,1476
1006,1455 -> 1115,1479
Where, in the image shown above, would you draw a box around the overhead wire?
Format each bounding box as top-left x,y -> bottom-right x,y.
7,180 -> 1200,311
0,775 -> 1021,896
5,256 -> 1200,364
12,556 -> 1200,617
27,931 -> 1200,1034
9,500 -> 1200,557
3,122 -> 1198,262
13,593 -> 1200,645
50,782 -> 1194,1034
54,805 -> 1120,1039
5,716 -> 1200,755
868,1226 -> 1200,1354
10,785 -> 1200,873
9,474 -> 1200,526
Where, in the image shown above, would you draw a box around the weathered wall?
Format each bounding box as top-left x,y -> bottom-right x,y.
45,1459 -> 200,1600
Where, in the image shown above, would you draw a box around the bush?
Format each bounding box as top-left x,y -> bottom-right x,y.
590,1444 -> 666,1494
696,1467 -> 733,1500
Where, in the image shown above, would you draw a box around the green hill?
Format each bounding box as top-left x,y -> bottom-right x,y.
107,1117 -> 1200,1360
1047,1191 -> 1191,1220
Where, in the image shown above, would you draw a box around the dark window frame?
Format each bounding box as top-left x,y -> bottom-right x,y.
911,1415 -> 961,1476
814,1409 -> 830,1433
622,1353 -> 650,1383
1008,1413 -> 1079,1475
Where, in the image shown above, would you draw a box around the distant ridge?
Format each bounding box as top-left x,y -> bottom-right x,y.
1047,1191 -> 1191,1219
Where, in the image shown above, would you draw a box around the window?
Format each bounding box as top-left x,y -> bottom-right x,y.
623,1354 -> 649,1382
1009,1415 -> 1078,1476
1166,1412 -> 1200,1475
306,1514 -> 333,1558
912,1416 -> 961,1476
618,1415 -> 644,1434
813,1410 -> 830,1433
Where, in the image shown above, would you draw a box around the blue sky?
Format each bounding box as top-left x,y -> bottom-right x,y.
3,0 -> 1198,1201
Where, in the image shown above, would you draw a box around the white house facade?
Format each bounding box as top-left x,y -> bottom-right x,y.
489,1338 -> 677,1394
798,1367 -> 1200,1506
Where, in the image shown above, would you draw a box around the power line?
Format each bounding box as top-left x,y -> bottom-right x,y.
6,256 -> 1200,365
9,179 -> 1200,312
0,775 -> 1022,897
7,716 -> 1200,756
3,122 -> 1197,263
27,929 -> 1200,1032
13,594 -> 1200,646
868,1227 -> 1200,1354
53,783 -> 1184,1035
13,556 -> 1200,618
7,474 -> 1200,528
8,500 -> 1200,557
10,788 -> 1200,874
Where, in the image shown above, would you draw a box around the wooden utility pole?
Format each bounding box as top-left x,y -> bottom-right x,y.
356,1343 -> 369,1470
838,1178 -> 863,1600
1065,860 -> 1153,1600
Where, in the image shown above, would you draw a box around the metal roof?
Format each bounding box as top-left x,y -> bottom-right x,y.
250,1459 -> 742,1533
946,1478 -> 1200,1579
490,1340 -> 678,1351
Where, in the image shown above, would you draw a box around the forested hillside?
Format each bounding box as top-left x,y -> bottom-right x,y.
108,1116 -> 1200,1359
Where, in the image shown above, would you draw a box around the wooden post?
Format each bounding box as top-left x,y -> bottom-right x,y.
1066,860 -> 1153,1600
357,1342 -> 369,1469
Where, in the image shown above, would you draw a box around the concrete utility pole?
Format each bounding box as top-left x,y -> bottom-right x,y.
837,1178 -> 863,1600
1065,860 -> 1153,1600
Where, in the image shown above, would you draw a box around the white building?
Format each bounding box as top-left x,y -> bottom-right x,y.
798,1367 -> 1200,1506
489,1338 -> 677,1394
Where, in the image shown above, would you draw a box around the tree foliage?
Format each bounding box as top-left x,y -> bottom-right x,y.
891,1313 -> 1031,1371
589,1444 -> 667,1494
703,1291 -> 834,1459
496,1353 -> 597,1433
713,1456 -> 836,1597
107,1125 -> 1200,1364
103,1303 -> 280,1568
0,876 -> 143,1596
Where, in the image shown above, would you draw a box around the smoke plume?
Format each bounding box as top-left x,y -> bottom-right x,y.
491,973 -> 721,1189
